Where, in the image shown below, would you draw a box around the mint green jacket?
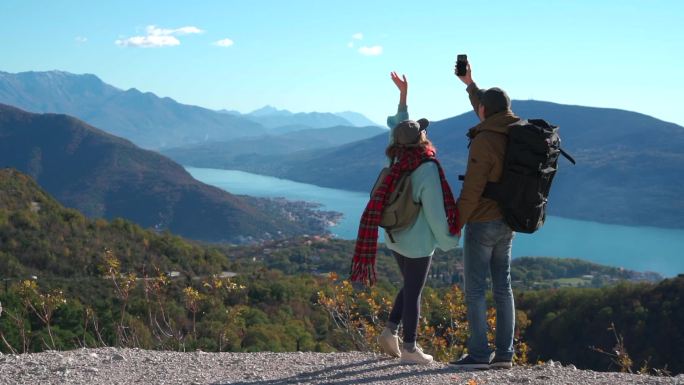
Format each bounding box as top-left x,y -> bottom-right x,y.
383,106 -> 460,257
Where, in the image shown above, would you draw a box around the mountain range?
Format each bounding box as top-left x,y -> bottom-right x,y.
239,105 -> 378,130
206,100 -> 684,229
0,104 -> 334,243
0,71 -> 379,149
2,69 -> 682,229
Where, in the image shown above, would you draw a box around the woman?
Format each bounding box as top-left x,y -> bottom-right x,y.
350,72 -> 461,364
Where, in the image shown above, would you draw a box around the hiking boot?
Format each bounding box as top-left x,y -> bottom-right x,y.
400,345 -> 433,365
449,354 -> 490,370
377,328 -> 401,358
489,356 -> 513,369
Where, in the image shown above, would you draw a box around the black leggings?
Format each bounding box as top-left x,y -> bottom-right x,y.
388,251 -> 432,343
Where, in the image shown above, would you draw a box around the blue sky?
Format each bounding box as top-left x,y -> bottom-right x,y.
1,0 -> 683,126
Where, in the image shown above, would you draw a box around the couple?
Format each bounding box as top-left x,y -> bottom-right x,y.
350,60 -> 517,369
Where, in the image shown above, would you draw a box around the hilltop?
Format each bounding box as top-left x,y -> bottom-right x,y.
0,349 -> 680,385
1,171 -> 682,375
0,168 -> 239,277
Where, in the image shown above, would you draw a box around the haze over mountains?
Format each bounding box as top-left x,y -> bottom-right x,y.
161,124 -> 386,166
0,104 -> 334,243
170,103 -> 386,163
0,71 -> 381,150
228,105 -> 380,131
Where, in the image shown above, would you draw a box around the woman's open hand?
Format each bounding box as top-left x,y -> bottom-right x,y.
391,71 -> 408,95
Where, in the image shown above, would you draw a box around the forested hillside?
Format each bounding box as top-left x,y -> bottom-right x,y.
518,277 -> 684,373
0,169 -> 680,374
0,105 -> 335,243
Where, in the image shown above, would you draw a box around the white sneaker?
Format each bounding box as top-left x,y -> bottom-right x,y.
377,328 -> 401,358
400,345 -> 433,365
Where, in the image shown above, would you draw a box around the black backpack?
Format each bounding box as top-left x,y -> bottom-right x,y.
481,119 -> 575,233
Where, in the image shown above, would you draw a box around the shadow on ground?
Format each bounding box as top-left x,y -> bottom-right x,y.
218,357 -> 458,385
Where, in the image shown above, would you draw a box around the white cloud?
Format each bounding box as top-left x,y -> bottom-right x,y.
75,36 -> 88,44
213,38 -> 234,47
146,25 -> 203,36
116,35 -> 180,48
347,41 -> 354,48
115,25 -> 203,48
352,32 -> 363,40
358,45 -> 383,56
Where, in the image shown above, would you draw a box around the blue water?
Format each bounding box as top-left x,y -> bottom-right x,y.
187,167 -> 684,277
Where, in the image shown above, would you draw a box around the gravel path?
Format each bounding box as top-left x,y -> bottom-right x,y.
1,348 -> 681,385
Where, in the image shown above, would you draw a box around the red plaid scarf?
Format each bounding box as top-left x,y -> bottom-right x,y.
350,146 -> 460,286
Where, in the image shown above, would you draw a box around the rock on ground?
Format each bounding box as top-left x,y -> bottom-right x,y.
0,348 -> 681,385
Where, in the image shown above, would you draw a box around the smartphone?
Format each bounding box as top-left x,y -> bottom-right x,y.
456,54 -> 468,76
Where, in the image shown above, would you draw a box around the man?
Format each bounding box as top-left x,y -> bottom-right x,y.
451,60 -> 519,370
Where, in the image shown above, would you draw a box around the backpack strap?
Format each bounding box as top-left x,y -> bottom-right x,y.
412,157 -> 437,205
481,181 -> 502,201
460,124 -> 512,183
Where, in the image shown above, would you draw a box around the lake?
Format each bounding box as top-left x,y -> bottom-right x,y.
187,167 -> 684,277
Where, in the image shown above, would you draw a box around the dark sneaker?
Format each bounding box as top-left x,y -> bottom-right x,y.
449,354 -> 490,370
490,356 -> 513,369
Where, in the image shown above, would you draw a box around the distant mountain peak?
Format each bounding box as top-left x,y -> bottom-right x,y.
249,105 -> 292,117
0,69 -> 267,149
217,109 -> 241,115
7,69 -> 106,84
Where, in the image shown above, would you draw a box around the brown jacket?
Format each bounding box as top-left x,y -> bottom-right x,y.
457,83 -> 520,227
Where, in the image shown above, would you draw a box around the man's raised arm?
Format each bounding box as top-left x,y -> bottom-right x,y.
455,60 -> 481,117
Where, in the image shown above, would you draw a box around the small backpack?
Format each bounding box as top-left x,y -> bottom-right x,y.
370,159 -> 433,242
482,119 -> 575,233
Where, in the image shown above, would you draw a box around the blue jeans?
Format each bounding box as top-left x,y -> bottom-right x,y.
464,219 -> 515,362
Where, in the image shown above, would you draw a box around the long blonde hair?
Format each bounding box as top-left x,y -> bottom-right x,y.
385,131 -> 436,161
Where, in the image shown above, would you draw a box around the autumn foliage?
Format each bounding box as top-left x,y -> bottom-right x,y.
318,272 -> 529,363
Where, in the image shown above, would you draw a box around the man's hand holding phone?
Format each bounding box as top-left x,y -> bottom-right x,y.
455,54 -> 473,86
